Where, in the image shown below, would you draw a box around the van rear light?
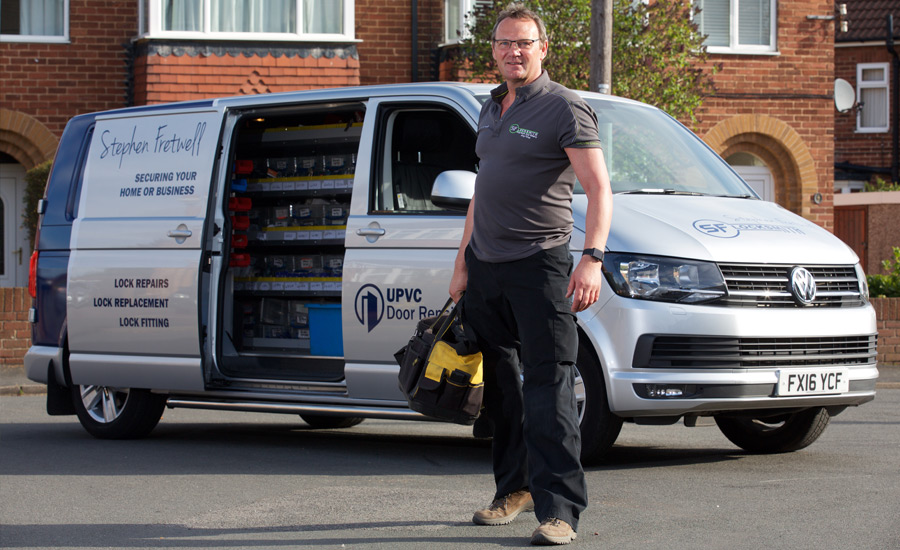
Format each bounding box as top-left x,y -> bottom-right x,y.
28,251 -> 38,298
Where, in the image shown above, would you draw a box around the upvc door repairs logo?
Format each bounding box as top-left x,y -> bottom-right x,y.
354,284 -> 440,332
509,123 -> 539,139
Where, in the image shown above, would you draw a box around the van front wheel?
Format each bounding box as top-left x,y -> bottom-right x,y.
71,385 -> 167,439
714,407 -> 830,453
576,341 -> 624,464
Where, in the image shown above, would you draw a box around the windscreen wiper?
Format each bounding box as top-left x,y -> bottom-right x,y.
616,188 -> 707,196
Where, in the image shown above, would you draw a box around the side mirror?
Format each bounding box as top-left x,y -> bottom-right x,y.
431,170 -> 476,211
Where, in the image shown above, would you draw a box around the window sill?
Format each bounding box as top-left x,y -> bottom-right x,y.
707,47 -> 780,56
137,32 -> 358,43
0,36 -> 70,44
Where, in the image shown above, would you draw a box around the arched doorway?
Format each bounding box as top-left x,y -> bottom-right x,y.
703,115 -> 819,219
0,109 -> 59,288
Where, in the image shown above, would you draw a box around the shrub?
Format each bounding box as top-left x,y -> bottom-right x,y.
867,246 -> 900,298
22,160 -> 52,250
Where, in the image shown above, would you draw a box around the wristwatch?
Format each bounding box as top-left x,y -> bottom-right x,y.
582,248 -> 604,262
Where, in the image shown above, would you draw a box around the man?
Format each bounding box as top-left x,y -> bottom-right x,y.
448,2 -> 613,546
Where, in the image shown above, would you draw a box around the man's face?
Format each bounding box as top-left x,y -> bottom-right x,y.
491,17 -> 547,86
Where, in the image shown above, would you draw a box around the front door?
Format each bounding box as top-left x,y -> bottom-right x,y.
0,163 -> 30,287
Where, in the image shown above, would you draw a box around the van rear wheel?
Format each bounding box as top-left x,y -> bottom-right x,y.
714,407 -> 830,453
300,415 -> 364,429
71,385 -> 167,439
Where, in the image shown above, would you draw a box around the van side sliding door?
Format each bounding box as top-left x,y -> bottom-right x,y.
66,108 -> 224,391
343,96 -> 478,401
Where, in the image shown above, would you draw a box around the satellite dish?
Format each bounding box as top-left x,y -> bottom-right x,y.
834,78 -> 855,113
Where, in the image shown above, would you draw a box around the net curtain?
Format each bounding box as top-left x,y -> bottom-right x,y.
162,0 -> 342,34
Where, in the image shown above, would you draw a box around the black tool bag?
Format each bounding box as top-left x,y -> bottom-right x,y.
394,297 -> 483,425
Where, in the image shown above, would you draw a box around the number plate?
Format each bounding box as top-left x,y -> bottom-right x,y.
775,368 -> 850,396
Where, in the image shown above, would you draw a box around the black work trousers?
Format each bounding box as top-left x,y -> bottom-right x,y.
464,243 -> 587,530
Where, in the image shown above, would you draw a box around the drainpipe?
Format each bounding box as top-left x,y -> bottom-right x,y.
888,14 -> 899,184
411,0 -> 419,82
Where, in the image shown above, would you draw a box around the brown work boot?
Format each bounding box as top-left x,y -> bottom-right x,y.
531,517 -> 577,545
472,489 -> 534,526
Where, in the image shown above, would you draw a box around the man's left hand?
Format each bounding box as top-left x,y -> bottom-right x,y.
567,257 -> 604,312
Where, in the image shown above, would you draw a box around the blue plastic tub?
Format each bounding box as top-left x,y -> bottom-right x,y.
307,303 -> 343,356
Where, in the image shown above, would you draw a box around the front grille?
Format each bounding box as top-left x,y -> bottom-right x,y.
717,264 -> 863,307
635,334 -> 878,368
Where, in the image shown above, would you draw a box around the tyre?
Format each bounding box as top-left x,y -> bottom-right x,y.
714,407 -> 830,454
300,415 -> 365,429
71,384 -> 167,439
575,340 -> 623,464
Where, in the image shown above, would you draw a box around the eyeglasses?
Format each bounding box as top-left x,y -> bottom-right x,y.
492,38 -> 540,51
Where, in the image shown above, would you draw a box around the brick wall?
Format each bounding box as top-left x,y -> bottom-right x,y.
693,0 -> 836,231
0,0 -> 136,139
0,288 -> 31,368
834,44 -> 895,176
871,297 -> 900,366
133,44 -> 361,105
356,0 -> 443,85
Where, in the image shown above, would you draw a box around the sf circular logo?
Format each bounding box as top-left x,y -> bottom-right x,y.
692,219 -> 740,239
354,284 -> 384,332
509,123 -> 520,133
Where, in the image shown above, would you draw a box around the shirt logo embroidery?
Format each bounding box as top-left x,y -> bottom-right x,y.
508,123 -> 539,139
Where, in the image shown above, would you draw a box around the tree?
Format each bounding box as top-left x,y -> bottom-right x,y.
460,0 -> 717,125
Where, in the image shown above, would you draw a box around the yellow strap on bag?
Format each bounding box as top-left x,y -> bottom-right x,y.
424,340 -> 483,387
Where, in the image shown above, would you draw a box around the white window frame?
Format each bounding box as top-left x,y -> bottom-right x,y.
856,62 -> 890,134
0,0 -> 70,44
139,0 -> 355,42
697,0 -> 778,55
443,0 -> 490,45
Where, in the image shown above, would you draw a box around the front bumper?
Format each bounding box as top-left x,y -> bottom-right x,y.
583,295 -> 878,417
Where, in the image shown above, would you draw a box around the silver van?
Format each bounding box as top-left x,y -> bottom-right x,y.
25,83 -> 878,461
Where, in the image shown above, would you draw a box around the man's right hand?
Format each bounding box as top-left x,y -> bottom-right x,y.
449,264 -> 468,303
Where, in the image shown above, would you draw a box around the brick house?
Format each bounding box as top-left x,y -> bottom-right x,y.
834,0 -> 899,191
831,1 -> 900,278
0,0 -> 846,366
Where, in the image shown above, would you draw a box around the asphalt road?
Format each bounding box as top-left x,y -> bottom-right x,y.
1,391 -> 898,550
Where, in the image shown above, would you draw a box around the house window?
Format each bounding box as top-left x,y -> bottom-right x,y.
696,0 -> 776,54
141,0 -> 353,40
444,0 -> 491,44
0,0 -> 68,43
857,63 -> 890,133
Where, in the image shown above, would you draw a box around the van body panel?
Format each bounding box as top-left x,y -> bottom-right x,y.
68,354 -> 204,391
66,109 -> 223,391
581,195 -> 859,265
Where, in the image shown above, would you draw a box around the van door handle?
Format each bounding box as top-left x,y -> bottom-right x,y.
356,223 -> 386,243
167,224 -> 192,244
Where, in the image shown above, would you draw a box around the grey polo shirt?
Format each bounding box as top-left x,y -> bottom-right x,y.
470,70 -> 602,263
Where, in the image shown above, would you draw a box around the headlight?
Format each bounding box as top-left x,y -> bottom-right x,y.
855,263 -> 869,301
602,253 -> 726,304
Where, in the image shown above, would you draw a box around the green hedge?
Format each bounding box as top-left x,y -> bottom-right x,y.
867,247 -> 900,298
22,160 -> 51,250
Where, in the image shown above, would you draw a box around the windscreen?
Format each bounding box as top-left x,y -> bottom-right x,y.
580,98 -> 753,197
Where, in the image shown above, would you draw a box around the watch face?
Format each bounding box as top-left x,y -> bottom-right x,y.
584,248 -> 603,261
